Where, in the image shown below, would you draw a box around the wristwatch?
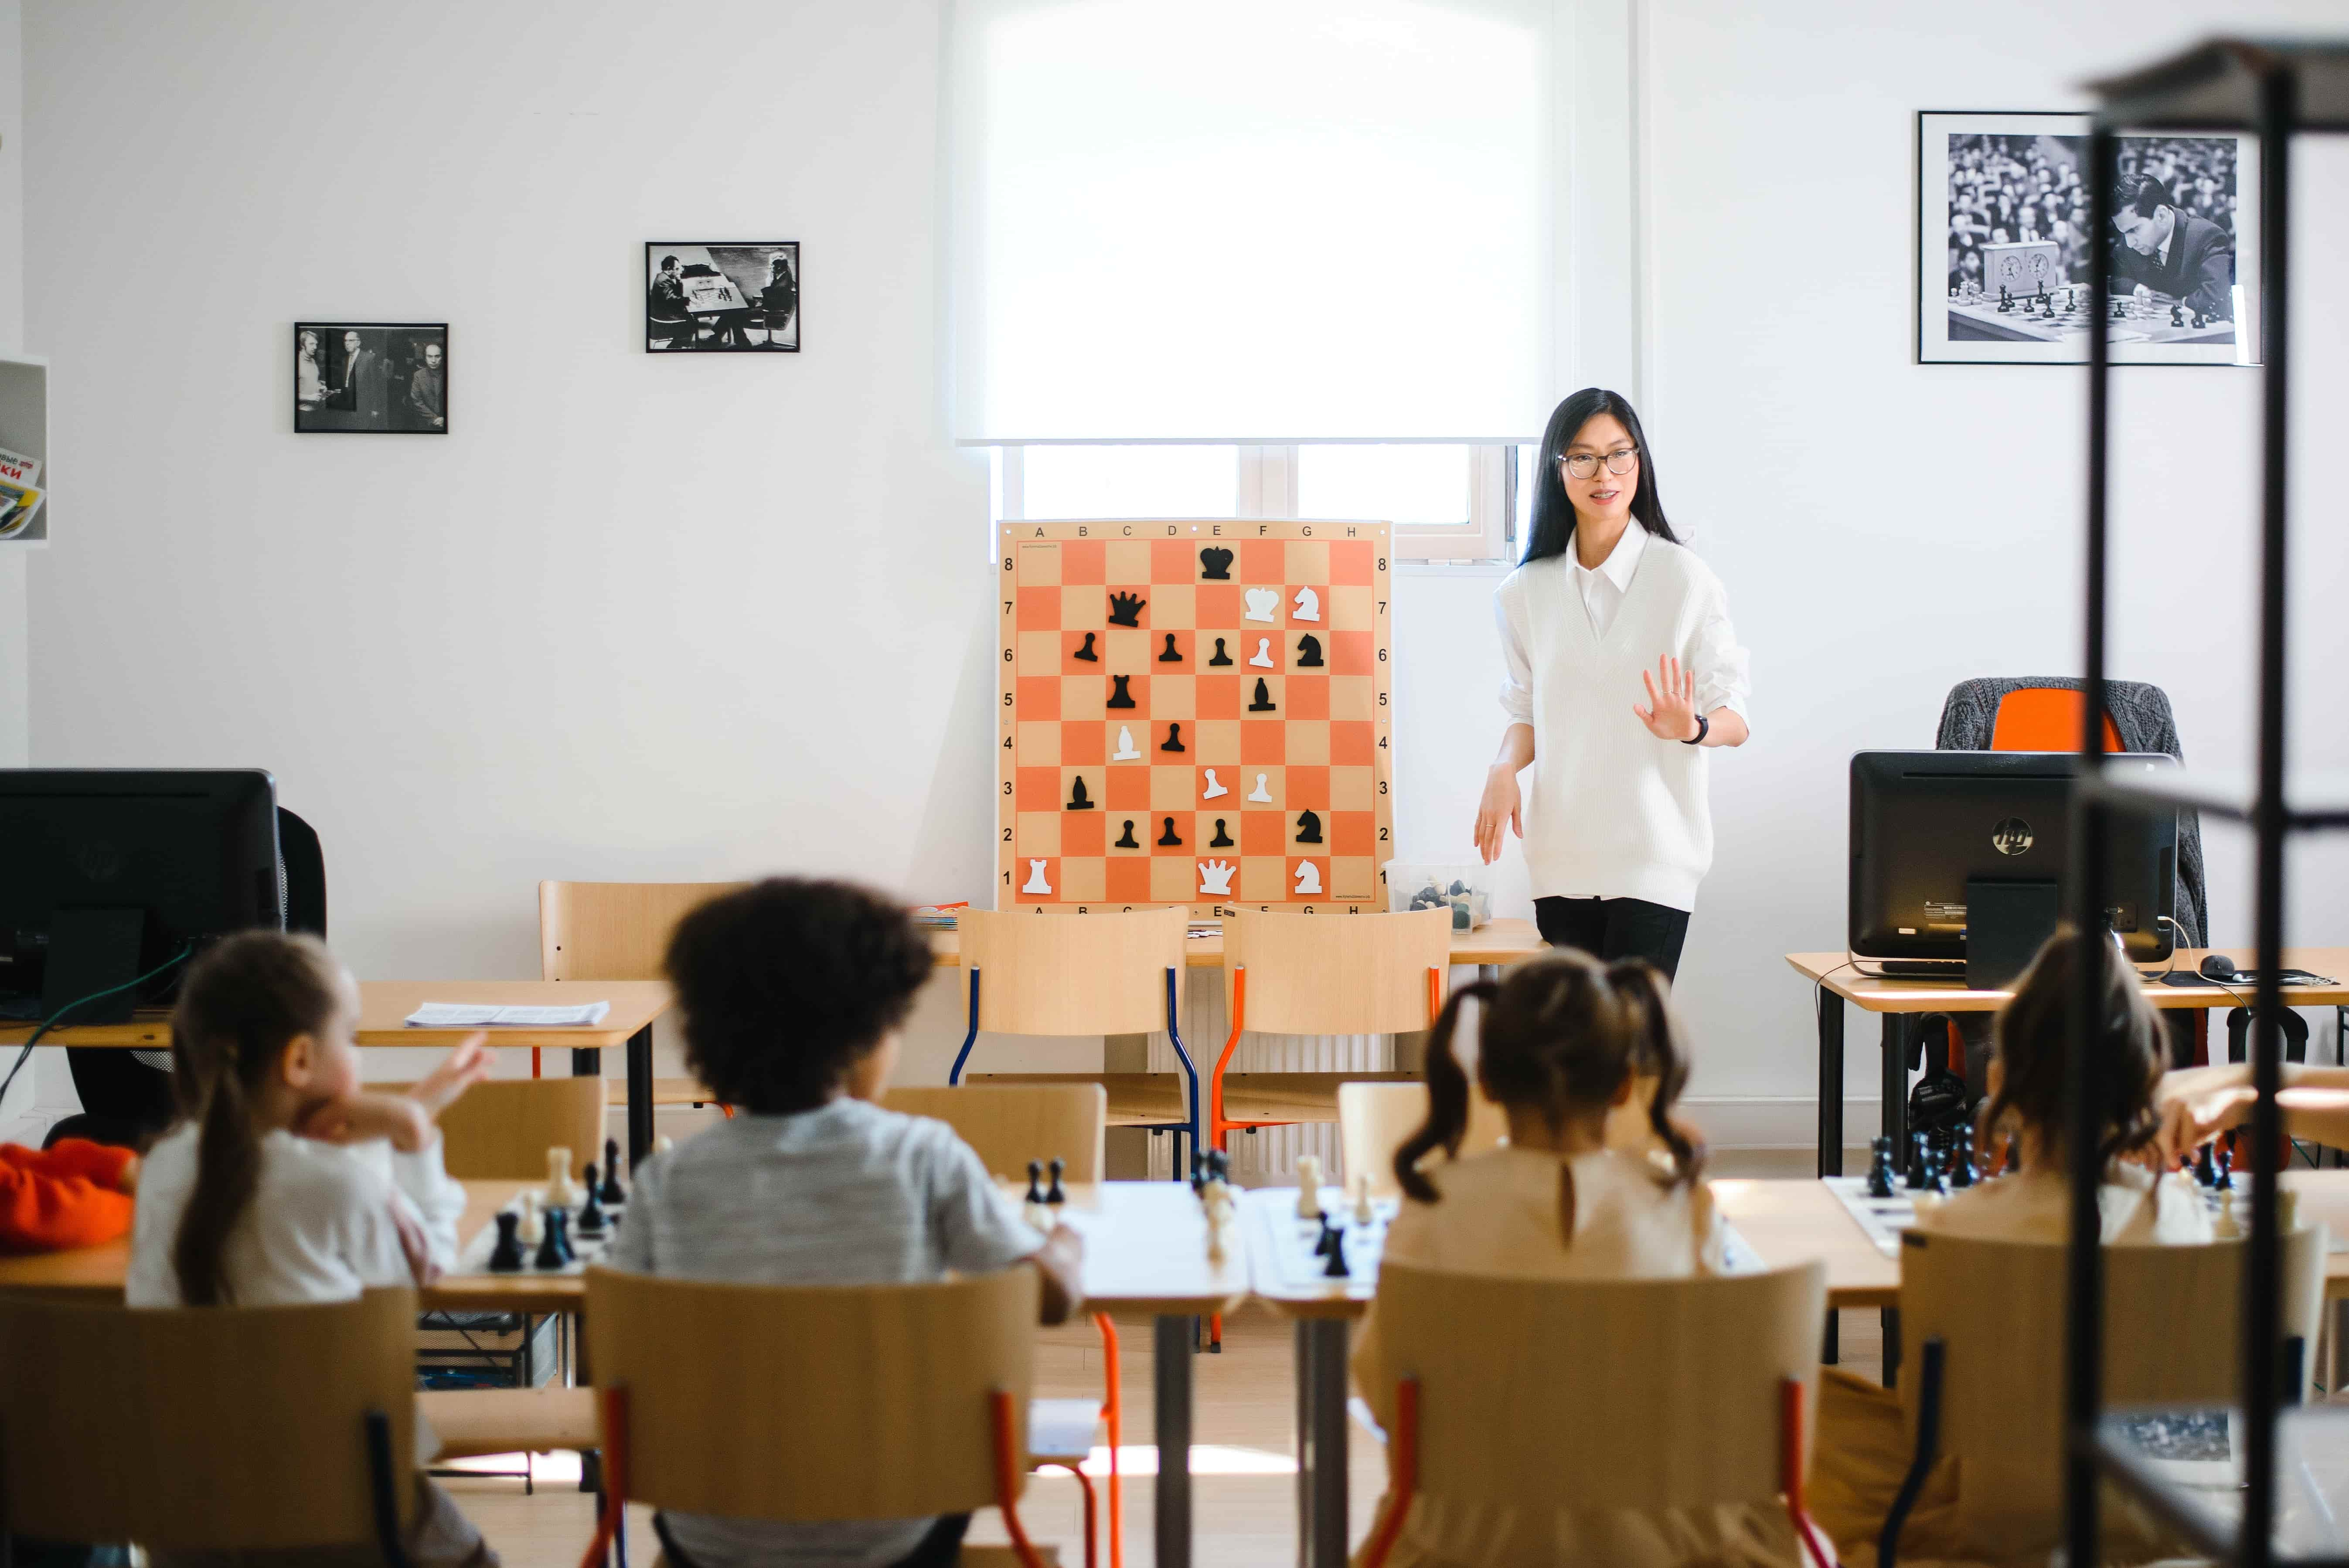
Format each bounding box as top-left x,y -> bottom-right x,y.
1682,712 -> 1709,746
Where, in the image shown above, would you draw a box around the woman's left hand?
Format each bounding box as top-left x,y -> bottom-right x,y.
1634,655 -> 1699,741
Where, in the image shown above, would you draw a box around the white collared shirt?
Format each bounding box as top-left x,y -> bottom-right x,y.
1543,523 -> 1750,719
1568,520 -> 1647,638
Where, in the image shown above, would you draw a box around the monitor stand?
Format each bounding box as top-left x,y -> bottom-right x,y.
41,908 -> 147,1024
1965,879 -> 2060,992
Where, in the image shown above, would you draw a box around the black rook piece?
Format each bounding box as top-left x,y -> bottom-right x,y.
1107,591 -> 1146,628
489,1211 -> 525,1272
1157,816 -> 1183,847
1295,634 -> 1324,667
1159,634 -> 1183,662
1074,632 -> 1099,662
1208,637 -> 1232,667
1294,810 -> 1322,844
1107,675 -> 1136,709
1161,723 -> 1186,752
1248,678 -> 1275,712
1114,819 -> 1140,850
1199,546 -> 1234,580
1066,776 -> 1095,811
1209,818 -> 1233,848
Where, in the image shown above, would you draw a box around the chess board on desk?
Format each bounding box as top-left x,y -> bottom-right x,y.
1821,1175 -> 2342,1260
452,1200 -> 624,1279
998,520 -> 1393,915
1946,292 -> 2237,347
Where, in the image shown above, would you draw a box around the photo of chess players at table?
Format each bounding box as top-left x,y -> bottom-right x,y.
2107,172 -> 2236,327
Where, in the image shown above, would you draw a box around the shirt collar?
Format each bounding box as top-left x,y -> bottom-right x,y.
1572,522 -> 1647,592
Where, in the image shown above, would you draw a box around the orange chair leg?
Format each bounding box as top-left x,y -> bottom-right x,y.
1209,969 -> 1247,1150
1359,1377 -> 1419,1568
1094,1312 -> 1123,1568
1780,1375 -> 1835,1568
532,1046 -> 542,1079
1042,1460 -> 1099,1568
992,1389 -> 1051,1568
577,1386 -> 630,1568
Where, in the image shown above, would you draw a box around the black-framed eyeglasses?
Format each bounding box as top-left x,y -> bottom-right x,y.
1560,447 -> 1639,480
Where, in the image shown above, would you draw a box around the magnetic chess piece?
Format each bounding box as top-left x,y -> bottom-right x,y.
545,1146 -> 582,1209
1199,546 -> 1234,580
1113,725 -> 1141,761
488,1211 -> 525,1272
1107,675 -> 1136,709
1949,1127 -> 1975,1189
1297,1154 -> 1324,1218
1157,816 -> 1183,847
1321,1222 -> 1351,1279
1294,810 -> 1322,845
1248,772 -> 1273,803
601,1140 -> 626,1206
1209,818 -> 1233,848
1023,860 -> 1052,895
517,1191 -> 545,1247
578,1165 -> 607,1235
1905,1132 -> 1930,1191
1047,1156 -> 1066,1207
536,1208 -> 571,1270
1198,859 -> 1236,896
2194,1143 -> 2216,1187
1066,776 -> 1094,810
1293,586 -> 1320,622
1249,637 -> 1275,669
1294,861 -> 1322,895
1248,678 -> 1276,712
1161,723 -> 1185,752
1202,768 -> 1229,800
2216,1187 -> 2242,1239
1159,633 -> 1183,662
1107,591 -> 1146,628
1353,1173 -> 1375,1227
1296,634 -> 1324,667
1114,820 -> 1140,850
1209,637 -> 1233,667
1243,587 -> 1281,623
1074,632 -> 1099,662
1865,1136 -> 1896,1199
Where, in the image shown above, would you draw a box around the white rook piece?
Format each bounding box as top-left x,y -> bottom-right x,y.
1022,860 -> 1052,895
1296,1154 -> 1323,1218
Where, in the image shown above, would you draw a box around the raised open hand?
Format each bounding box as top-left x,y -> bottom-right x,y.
1634,655 -> 1699,742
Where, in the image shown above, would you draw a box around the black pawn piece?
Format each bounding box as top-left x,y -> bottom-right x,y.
602,1139 -> 626,1205
536,1208 -> 571,1270
1114,819 -> 1140,849
1866,1136 -> 1895,1199
1157,816 -> 1183,847
578,1164 -> 607,1235
1161,723 -> 1186,753
1027,1159 -> 1045,1206
1199,546 -> 1234,580
1107,674 -> 1136,709
2194,1142 -> 2217,1188
1046,1156 -> 1066,1206
1949,1127 -> 1975,1189
1295,634 -> 1324,668
1209,818 -> 1234,848
1106,591 -> 1146,628
1159,633 -> 1183,663
1294,810 -> 1322,845
1206,1149 -> 1229,1182
1074,632 -> 1099,662
2216,1144 -> 2234,1190
1248,677 -> 1275,712
489,1211 -> 525,1272
1190,1164 -> 1209,1198
1209,637 -> 1232,667
1906,1132 -> 1930,1191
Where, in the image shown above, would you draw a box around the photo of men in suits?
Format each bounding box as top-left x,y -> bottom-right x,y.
2109,175 -> 2236,327
296,324 -> 449,433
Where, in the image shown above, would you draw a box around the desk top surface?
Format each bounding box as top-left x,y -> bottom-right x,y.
929,916 -> 1546,971
3,980 -> 675,1051
1787,948 -> 2349,1012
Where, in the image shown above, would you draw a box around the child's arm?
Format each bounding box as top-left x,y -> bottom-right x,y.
0,1142 -> 136,1254
1027,1223 -> 1084,1326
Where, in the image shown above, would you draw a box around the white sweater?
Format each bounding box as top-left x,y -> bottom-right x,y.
1494,531 -> 1750,911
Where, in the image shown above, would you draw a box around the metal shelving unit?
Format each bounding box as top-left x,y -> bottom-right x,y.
2068,38 -> 2349,1568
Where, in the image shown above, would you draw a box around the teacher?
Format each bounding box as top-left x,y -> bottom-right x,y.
1473,388 -> 1750,981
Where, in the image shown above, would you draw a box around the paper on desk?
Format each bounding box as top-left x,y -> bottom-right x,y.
405,1001 -> 611,1028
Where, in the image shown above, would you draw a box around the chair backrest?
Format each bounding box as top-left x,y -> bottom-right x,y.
882,1083 -> 1107,1183
539,880 -> 749,981
1989,687 -> 2123,753
1223,908 -> 1453,1036
277,806 -> 327,937
586,1265 -> 1037,1521
959,907 -> 1187,1036
426,1076 -> 608,1181
1899,1226 -> 2326,1553
0,1288 -> 416,1550
1372,1260 -> 1826,1513
1337,1081 -> 1507,1199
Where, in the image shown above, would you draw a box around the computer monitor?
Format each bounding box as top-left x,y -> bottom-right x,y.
1849,750 -> 2179,986
0,769 -> 284,1022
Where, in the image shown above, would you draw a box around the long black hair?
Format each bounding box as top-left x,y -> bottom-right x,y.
1521,387 -> 1680,565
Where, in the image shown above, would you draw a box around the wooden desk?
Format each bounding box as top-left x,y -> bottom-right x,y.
3,980 -> 676,1167
1787,948 -> 2349,1177
929,916 -> 1547,975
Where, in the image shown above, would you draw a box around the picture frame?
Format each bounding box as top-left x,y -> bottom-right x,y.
645,243 -> 800,353
295,323 -> 448,433
1916,111 -> 2259,366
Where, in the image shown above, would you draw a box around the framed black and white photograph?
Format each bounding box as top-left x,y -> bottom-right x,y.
1917,112 -> 2259,366
295,323 -> 448,432
645,243 -> 799,353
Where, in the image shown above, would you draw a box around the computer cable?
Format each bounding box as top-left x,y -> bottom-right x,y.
0,946 -> 195,1112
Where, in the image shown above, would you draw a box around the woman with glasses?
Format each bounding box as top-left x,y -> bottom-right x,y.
1473,388 -> 1750,980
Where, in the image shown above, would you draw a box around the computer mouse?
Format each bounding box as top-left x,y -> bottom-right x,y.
2200,954 -> 2240,981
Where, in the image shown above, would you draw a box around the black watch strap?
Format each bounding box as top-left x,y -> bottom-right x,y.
1682,711 -> 1709,746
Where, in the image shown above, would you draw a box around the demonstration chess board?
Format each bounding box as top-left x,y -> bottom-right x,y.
998,520 -> 1394,915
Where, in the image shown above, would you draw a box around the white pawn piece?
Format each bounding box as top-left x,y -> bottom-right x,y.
545,1147 -> 582,1209
1112,725 -> 1142,762
1022,859 -> 1052,895
1248,637 -> 1275,669
1296,1154 -> 1324,1219
1294,861 -> 1322,895
1198,859 -> 1236,896
1243,587 -> 1281,623
1353,1173 -> 1375,1227
1248,772 -> 1273,803
1202,769 -> 1229,800
517,1191 -> 545,1247
2280,1188 -> 2301,1233
1292,586 -> 1320,622
2216,1188 -> 2242,1239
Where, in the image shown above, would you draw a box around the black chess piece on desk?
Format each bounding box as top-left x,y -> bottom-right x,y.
489,1211 -> 525,1273
2216,1144 -> 2234,1190
1321,1220 -> 1351,1278
578,1165 -> 607,1235
1906,1132 -> 1930,1191
1158,817 -> 1183,847
1209,819 -> 1234,849
1047,1156 -> 1066,1206
1206,1149 -> 1229,1183
1296,635 -> 1324,668
601,1140 -> 626,1206
1249,678 -> 1275,713
1949,1127 -> 1975,1189
1866,1137 -> 1896,1199
536,1208 -> 573,1270
1313,1214 -> 1340,1257
1027,1159 -> 1046,1206
1924,1147 -> 1948,1197
2195,1143 -> 2217,1188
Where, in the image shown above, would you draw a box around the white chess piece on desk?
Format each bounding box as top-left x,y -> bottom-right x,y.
1296,1154 -> 1323,1218
1112,724 -> 1142,762
1354,1173 -> 1375,1226
1022,860 -> 1052,895
1292,586 -> 1320,622
1202,769 -> 1229,800
1198,859 -> 1236,896
545,1147 -> 582,1209
1248,773 -> 1272,803
1243,587 -> 1280,623
517,1191 -> 545,1246
2216,1188 -> 2242,1238
1249,637 -> 1275,669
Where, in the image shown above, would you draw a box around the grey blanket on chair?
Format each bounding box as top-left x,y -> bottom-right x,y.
1933,676 -> 2206,950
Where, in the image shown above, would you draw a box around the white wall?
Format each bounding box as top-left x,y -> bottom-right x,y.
0,0 -> 24,779
18,0 -> 2349,1139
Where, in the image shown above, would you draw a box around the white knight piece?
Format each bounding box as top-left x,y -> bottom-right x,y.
1292,586 -> 1320,622
1294,861 -> 1322,895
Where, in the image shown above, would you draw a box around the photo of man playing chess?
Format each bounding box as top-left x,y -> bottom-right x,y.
2107,172 -> 2235,329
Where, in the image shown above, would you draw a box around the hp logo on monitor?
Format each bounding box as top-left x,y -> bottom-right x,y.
1991,817 -> 2034,857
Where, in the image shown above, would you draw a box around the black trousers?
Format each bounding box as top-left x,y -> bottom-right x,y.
1533,896 -> 1692,981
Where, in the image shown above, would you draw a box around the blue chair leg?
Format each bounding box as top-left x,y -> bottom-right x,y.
1878,1336 -> 1945,1568
1164,966 -> 1200,1180
365,1408 -> 416,1568
949,969 -> 980,1086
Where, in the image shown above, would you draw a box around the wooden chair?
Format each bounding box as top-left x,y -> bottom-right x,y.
0,1288 -> 420,1558
579,1266 -> 1080,1568
951,907 -> 1197,1176
1358,1261 -> 1835,1568
538,878 -> 745,1095
1336,1082 -> 1508,1200
1879,1226 -> 2325,1566
1211,909 -> 1453,1151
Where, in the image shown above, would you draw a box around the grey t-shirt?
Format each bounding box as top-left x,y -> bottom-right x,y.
607,1098 -> 1042,1568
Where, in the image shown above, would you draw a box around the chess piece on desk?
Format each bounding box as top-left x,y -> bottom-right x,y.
1107,591 -> 1146,629
1354,1173 -> 1375,1227
1202,769 -> 1229,800
1949,1127 -> 1975,1189
1161,723 -> 1186,752
601,1140 -> 626,1206
1047,1156 -> 1066,1207
1248,773 -> 1273,803
488,1211 -> 525,1273
2216,1188 -> 2242,1239
545,1147 -> 583,1210
1865,1136 -> 1896,1199
1313,1214 -> 1340,1257
1293,587 -> 1320,623
1295,810 -> 1322,845
517,1191 -> 545,1247
1243,588 -> 1280,623
1924,1146 -> 1948,1197
1294,861 -> 1322,896
1905,1133 -> 1930,1191
2171,303 -> 2184,327
2194,1143 -> 2216,1188
1321,1221 -> 1351,1279
1025,1160 -> 1050,1231
1115,820 -> 1141,850
1074,632 -> 1099,662
2217,1145 -> 2235,1191
1297,1154 -> 1324,1218
1248,678 -> 1276,712
536,1208 -> 572,1269
578,1165 -> 607,1236
1198,859 -> 1236,897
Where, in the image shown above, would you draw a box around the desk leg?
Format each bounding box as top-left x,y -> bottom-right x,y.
1294,1321 -> 1313,1568
571,1048 -> 600,1076
626,1025 -> 655,1169
1883,1306 -> 1902,1390
1824,1310 -> 1839,1367
1155,1314 -> 1194,1568
1881,1014 -> 1906,1158
1303,1318 -> 1349,1568
1817,993 -> 1845,1178
1477,964 -> 1499,983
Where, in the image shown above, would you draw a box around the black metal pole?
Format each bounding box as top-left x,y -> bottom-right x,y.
2063,123 -> 2118,1568
2240,64 -> 2295,1568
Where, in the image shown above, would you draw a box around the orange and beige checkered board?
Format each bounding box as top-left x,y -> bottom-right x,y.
998,520 -> 1393,916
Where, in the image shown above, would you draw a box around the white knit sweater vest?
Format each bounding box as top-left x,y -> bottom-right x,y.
1498,541 -> 1717,910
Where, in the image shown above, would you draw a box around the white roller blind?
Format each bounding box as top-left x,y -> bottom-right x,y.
947,0 -> 1555,444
